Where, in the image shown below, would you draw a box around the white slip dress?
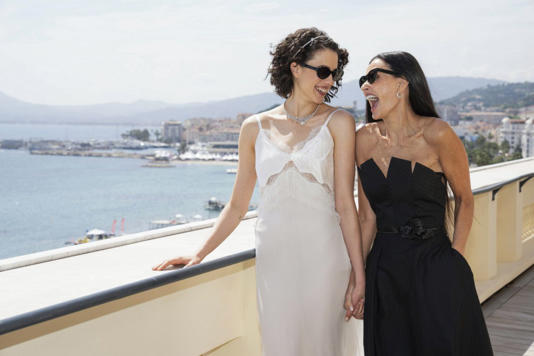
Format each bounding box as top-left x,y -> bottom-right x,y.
253,108 -> 364,356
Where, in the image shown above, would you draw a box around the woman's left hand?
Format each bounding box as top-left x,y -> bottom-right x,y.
344,281 -> 355,321
351,282 -> 365,319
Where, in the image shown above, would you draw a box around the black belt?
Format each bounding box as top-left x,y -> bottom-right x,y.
378,218 -> 444,240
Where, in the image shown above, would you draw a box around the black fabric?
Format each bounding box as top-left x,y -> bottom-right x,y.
358,156 -> 493,356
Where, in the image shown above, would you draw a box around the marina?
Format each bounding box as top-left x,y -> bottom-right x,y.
0,139 -> 240,163
0,147 -> 251,260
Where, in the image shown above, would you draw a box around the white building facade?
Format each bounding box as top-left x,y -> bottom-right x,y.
522,118 -> 534,158
499,117 -> 534,157
162,121 -> 184,143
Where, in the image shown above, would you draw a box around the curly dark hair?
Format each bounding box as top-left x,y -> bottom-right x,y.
267,27 -> 349,103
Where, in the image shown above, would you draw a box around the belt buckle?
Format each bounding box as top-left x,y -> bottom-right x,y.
399,218 -> 433,240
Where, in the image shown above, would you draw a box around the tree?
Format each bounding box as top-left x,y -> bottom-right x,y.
500,139 -> 510,153
152,129 -> 162,142
473,149 -> 492,166
461,136 -> 521,167
511,145 -> 523,160
492,155 -> 504,164
475,135 -> 486,146
121,129 -> 150,141
178,142 -> 188,154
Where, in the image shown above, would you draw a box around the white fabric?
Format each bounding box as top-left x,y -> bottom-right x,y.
255,112 -> 334,192
253,108 -> 364,356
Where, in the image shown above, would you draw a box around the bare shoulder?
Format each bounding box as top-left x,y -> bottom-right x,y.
251,104 -> 284,127
327,108 -> 355,132
240,115 -> 261,143
355,122 -> 380,149
422,117 -> 457,147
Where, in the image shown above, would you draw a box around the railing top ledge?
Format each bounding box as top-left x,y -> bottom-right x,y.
0,249 -> 256,335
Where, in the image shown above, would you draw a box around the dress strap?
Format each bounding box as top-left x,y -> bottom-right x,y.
255,115 -> 262,130
323,108 -> 343,127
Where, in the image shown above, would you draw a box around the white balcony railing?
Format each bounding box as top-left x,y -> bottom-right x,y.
1,157 -> 533,355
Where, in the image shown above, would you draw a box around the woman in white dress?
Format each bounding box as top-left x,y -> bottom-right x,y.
153,27 -> 365,356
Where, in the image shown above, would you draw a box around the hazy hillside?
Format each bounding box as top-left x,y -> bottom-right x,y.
332,76 -> 504,110
0,91 -> 171,124
0,77 -> 506,125
439,82 -> 534,110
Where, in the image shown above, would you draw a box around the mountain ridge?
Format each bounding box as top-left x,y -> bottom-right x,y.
0,77 -> 506,125
439,82 -> 534,111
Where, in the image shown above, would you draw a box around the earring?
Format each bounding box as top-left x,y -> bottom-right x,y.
396,92 -> 402,98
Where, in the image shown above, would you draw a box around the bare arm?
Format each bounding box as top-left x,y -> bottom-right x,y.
431,120 -> 474,255
153,117 -> 258,270
330,111 -> 365,282
330,111 -> 366,319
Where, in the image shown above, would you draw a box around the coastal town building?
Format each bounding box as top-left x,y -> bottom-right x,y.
522,118 -> 534,158
499,117 -> 534,157
162,121 -> 184,143
452,119 -> 499,143
460,111 -> 507,124
437,105 -> 460,126
500,117 -> 526,149
198,130 -> 240,143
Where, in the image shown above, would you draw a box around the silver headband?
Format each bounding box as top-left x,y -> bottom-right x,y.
294,35 -> 327,56
300,35 -> 327,49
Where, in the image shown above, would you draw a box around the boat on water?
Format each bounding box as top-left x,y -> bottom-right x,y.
67,229 -> 115,245
205,197 -> 225,211
143,150 -> 175,167
142,161 -> 175,168
149,214 -> 189,230
192,214 -> 204,221
225,168 -> 237,174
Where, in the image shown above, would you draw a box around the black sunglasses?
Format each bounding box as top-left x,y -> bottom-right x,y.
359,68 -> 400,87
301,63 -> 342,81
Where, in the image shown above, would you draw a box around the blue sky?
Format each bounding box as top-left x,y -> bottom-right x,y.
0,0 -> 532,105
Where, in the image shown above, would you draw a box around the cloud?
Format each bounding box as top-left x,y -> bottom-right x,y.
0,0 -> 531,105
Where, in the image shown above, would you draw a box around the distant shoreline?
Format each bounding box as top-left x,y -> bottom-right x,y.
27,149 -> 238,165
0,121 -> 162,127
170,160 -> 237,166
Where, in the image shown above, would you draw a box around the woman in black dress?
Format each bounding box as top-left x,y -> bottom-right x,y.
348,51 -> 493,355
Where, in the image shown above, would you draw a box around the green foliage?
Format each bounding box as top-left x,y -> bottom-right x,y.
152,129 -> 162,142
500,139 -> 510,153
440,82 -> 534,110
178,142 -> 188,154
121,129 -> 150,141
462,136 -> 522,167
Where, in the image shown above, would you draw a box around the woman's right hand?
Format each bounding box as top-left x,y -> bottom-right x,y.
151,117 -> 258,273
344,272 -> 356,321
152,255 -> 202,271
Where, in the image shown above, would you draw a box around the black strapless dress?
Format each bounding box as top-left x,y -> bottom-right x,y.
358,156 -> 493,356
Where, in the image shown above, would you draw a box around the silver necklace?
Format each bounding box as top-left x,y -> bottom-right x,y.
284,103 -> 320,125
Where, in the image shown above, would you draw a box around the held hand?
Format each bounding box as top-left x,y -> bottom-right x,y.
351,282 -> 365,320
344,281 -> 355,321
152,255 -> 202,271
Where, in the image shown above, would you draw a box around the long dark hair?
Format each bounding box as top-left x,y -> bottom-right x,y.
365,51 -> 453,234
365,51 -> 438,123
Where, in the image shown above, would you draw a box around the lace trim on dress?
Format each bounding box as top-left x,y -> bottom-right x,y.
263,161 -> 332,194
